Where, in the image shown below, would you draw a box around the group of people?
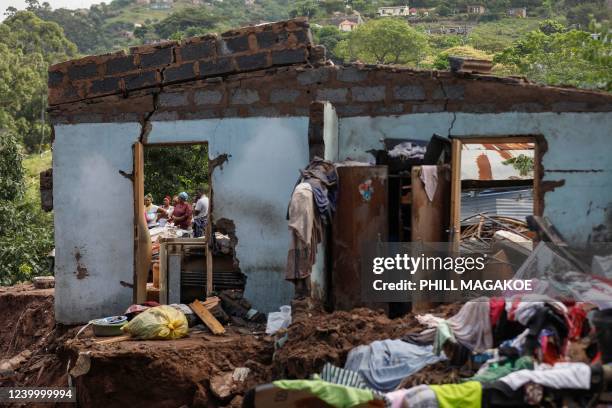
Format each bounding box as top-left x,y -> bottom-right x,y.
144,188 -> 209,238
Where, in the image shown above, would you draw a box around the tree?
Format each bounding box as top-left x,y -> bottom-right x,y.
143,144 -> 209,205
495,28 -> 612,90
0,132 -> 25,201
342,18 -> 429,65
154,7 -> 217,39
289,0 -> 319,18
1,11 -> 77,64
0,11 -> 77,151
312,25 -> 347,61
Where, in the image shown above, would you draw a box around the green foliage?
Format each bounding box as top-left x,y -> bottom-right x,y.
0,199 -> 54,286
495,28 -> 612,90
0,132 -> 25,201
143,144 -> 209,205
339,18 -> 429,65
312,25 -> 348,61
0,11 -> 77,152
154,7 -> 216,38
468,18 -> 542,52
503,154 -> 534,176
289,0 -> 319,18
1,10 -> 77,64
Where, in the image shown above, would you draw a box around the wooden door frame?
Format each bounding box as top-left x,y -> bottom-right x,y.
133,141 -> 213,303
449,135 -> 542,246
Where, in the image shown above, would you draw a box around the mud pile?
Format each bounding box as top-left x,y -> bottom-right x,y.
273,301 -> 461,379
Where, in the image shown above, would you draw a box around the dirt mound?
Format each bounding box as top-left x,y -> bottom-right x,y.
273,301 -> 461,379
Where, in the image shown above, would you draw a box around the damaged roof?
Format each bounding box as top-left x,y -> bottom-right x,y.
47,18 -> 612,124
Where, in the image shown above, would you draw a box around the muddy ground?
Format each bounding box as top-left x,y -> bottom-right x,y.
0,285 -> 461,408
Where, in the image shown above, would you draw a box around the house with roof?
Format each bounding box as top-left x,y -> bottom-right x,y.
377,5 -> 411,17
467,4 -> 486,14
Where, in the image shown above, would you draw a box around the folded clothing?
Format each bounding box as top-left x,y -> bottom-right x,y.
345,340 -> 445,392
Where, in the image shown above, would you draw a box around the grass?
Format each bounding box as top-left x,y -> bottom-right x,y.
23,150 -> 52,204
467,18 -> 542,52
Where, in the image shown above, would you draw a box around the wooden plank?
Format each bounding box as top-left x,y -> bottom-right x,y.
449,139 -> 462,247
133,141 -> 150,304
190,300 -> 226,335
159,242 -> 168,304
94,334 -> 132,345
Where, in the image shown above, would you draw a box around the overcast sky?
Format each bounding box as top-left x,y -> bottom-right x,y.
0,0 -> 100,13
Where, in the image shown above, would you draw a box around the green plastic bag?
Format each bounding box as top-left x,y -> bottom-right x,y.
122,305 -> 188,340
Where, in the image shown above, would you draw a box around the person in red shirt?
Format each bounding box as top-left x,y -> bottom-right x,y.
170,192 -> 192,229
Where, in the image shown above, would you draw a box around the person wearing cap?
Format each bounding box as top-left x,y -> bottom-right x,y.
170,192 -> 193,229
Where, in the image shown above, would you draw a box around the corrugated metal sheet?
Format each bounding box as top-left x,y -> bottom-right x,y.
461,144 -> 534,180
461,188 -> 533,223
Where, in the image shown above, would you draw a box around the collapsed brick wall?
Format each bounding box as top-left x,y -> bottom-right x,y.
49,63 -> 612,125
48,18 -> 322,106
48,18 -> 612,124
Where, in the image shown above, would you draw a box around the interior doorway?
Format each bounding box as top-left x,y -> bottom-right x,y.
450,136 -> 541,250
133,142 -> 215,304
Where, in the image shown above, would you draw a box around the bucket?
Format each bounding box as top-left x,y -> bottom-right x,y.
592,309 -> 612,363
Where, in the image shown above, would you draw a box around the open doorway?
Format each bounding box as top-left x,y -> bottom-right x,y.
133,142 -> 244,305
450,136 -> 541,275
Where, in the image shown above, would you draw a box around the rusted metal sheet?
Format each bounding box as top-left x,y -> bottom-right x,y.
332,165 -> 388,311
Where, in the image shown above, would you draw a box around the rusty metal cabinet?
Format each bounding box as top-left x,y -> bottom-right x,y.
332,166 -> 388,311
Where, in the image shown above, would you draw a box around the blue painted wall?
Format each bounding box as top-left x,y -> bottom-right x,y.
339,112 -> 612,246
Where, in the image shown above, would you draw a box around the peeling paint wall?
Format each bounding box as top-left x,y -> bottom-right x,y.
147,117 -> 309,312
54,117 -> 308,323
53,123 -> 140,324
339,112 -> 612,246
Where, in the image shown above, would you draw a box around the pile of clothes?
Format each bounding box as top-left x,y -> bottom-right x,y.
247,295 -> 610,407
285,158 -> 338,295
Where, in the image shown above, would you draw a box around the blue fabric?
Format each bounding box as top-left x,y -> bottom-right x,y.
178,192 -> 188,200
344,340 -> 445,392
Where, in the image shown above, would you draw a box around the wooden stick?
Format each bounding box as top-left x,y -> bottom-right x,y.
190,300 -> 225,335
94,334 -> 132,345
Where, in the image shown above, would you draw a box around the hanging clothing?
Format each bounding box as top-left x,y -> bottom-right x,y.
344,340 -> 445,392
289,157 -> 338,224
499,362 -> 591,391
419,165 -> 439,202
430,381 -> 482,408
286,183 -> 322,281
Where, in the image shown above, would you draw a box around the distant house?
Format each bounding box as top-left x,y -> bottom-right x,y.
377,5 -> 410,17
507,7 -> 527,18
150,0 -> 172,9
135,0 -> 150,5
244,0 -> 255,5
339,20 -> 359,32
466,4 -> 486,14
409,7 -> 433,16
328,13 -> 363,31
